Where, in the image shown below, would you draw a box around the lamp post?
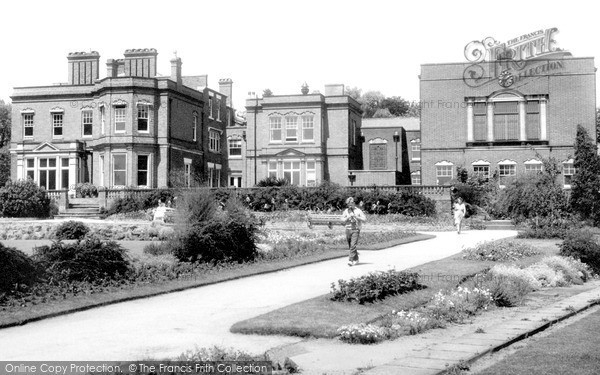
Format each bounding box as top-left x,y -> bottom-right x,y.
348,171 -> 356,186
393,130 -> 400,172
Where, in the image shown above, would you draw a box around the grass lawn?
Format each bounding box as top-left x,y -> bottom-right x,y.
230,238 -> 561,338
0,232 -> 430,329
475,308 -> 600,375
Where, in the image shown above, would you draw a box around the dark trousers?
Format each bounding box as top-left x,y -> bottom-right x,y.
346,229 -> 360,261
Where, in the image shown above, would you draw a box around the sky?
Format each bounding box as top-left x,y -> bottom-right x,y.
0,0 -> 597,113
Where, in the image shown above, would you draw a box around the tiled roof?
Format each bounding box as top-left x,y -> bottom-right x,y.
361,117 -> 420,131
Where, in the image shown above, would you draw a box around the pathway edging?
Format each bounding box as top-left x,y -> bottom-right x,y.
0,234 -> 434,330
362,284 -> 600,375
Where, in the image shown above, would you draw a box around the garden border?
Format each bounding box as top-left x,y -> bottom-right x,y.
434,291 -> 600,375
0,233 -> 434,330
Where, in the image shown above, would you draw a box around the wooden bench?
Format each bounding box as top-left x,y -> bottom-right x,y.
307,214 -> 344,229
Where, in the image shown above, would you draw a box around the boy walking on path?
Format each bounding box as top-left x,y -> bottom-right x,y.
341,197 -> 367,266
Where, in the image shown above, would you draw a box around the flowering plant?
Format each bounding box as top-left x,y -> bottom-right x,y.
337,323 -> 389,344
462,240 -> 539,261
427,286 -> 493,322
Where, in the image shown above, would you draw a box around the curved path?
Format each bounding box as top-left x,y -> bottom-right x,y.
0,230 -> 516,361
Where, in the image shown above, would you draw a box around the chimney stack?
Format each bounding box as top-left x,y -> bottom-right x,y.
170,56 -> 182,90
67,51 -> 100,85
325,84 -> 345,96
123,48 -> 158,78
218,78 -> 233,107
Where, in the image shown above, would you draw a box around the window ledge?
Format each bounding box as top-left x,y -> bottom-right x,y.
467,140 -> 549,147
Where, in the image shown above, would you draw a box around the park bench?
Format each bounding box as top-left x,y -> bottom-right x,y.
307,213 -> 344,229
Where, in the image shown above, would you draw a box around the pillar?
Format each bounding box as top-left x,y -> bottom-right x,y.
519,101 -> 526,141
540,98 -> 548,141
466,100 -> 474,142
486,102 -> 494,142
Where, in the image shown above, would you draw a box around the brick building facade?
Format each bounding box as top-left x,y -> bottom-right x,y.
10,49 -> 233,190
243,84 -> 363,187
357,117 -> 418,185
420,56 -> 596,187
226,111 -> 247,187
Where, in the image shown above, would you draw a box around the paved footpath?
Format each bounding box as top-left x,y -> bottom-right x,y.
363,285 -> 600,375
0,231 -> 516,363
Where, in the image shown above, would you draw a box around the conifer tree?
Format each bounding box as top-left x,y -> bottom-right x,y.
570,125 -> 600,224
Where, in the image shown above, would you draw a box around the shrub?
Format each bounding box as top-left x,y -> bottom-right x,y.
171,191 -> 259,264
426,286 -> 494,323
559,230 -> 600,274
540,256 -> 585,285
0,243 -> 40,293
385,310 -> 443,335
479,265 -> 539,306
176,345 -> 267,361
54,220 -> 90,240
34,237 -> 131,282
142,242 -> 172,256
258,238 -> 327,261
256,176 -> 289,187
75,182 -> 98,198
0,179 -> 51,218
462,240 -> 539,261
330,270 -> 422,304
337,323 -> 389,344
526,263 -> 568,287
106,189 -> 176,216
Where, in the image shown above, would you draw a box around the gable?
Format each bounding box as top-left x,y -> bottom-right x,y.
32,142 -> 60,152
274,148 -> 307,157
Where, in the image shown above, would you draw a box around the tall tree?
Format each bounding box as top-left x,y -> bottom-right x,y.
0,101 -> 11,186
0,146 -> 9,186
596,107 -> 600,143
0,100 -> 11,147
381,96 -> 410,117
361,91 -> 385,118
344,86 -> 362,101
372,108 -> 393,118
406,101 -> 421,118
570,125 -> 600,225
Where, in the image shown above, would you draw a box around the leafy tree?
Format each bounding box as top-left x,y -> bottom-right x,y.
344,87 -> 419,118
0,146 -> 10,186
360,91 -> 385,118
345,86 -> 362,100
381,96 -> 410,116
0,100 -> 10,148
570,125 -> 600,225
263,88 -> 273,97
372,108 -> 393,118
501,155 -> 569,223
0,101 -> 12,186
596,107 -> 600,143
406,101 -> 421,118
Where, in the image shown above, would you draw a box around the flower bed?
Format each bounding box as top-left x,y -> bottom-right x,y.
0,221 -> 173,241
337,255 -> 595,344
462,240 -> 539,262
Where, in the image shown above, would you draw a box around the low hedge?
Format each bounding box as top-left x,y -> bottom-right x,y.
330,270 -> 423,304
